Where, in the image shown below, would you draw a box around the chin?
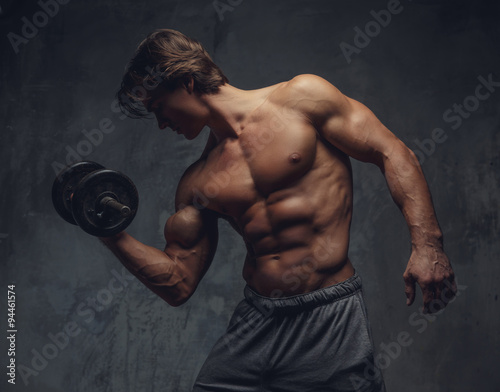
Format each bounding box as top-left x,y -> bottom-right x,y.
183,133 -> 196,141
184,128 -> 203,140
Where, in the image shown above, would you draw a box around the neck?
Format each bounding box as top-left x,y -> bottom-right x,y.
200,84 -> 261,142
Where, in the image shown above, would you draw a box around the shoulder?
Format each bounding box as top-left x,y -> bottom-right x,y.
174,158 -> 204,210
286,74 -> 343,99
287,74 -> 333,89
175,132 -> 218,210
274,74 -> 349,120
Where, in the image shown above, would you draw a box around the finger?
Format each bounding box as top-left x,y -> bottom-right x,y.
421,285 -> 436,314
428,295 -> 445,314
434,284 -> 444,310
449,274 -> 458,297
440,274 -> 458,306
403,275 -> 416,306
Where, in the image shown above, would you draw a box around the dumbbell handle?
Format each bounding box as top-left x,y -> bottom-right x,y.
99,196 -> 131,217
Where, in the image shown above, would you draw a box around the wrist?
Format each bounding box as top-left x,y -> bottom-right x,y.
411,230 -> 443,250
99,231 -> 127,246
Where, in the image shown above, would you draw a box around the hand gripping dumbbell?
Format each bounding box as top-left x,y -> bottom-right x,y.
52,161 -> 139,237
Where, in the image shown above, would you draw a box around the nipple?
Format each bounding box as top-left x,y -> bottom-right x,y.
289,153 -> 301,163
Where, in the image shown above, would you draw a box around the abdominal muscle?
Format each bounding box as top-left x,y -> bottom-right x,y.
238,160 -> 356,297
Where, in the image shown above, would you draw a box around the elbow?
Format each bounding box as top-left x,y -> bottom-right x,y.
381,141 -> 422,172
140,262 -> 200,307
404,144 -> 423,168
156,281 -> 197,307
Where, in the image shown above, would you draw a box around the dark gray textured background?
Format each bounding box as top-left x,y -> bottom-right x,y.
1,0 -> 499,390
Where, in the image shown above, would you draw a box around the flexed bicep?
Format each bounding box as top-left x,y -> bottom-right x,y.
162,206 -> 219,286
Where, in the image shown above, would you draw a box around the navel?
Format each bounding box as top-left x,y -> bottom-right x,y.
289,152 -> 301,163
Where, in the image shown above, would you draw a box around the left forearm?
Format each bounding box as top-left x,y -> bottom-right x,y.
381,142 -> 443,249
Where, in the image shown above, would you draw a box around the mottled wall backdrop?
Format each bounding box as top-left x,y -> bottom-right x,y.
1,0 -> 499,391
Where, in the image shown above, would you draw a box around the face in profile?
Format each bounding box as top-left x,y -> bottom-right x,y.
146,80 -> 208,140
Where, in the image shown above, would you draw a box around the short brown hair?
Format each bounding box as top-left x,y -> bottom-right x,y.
117,29 -> 229,118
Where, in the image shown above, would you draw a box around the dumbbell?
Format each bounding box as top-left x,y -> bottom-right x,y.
52,161 -> 139,237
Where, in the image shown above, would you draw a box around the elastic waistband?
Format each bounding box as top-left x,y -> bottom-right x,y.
244,273 -> 362,315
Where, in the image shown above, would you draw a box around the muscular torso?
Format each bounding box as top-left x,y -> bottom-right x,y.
185,83 -> 355,296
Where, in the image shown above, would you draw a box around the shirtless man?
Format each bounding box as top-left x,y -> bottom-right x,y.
102,29 -> 456,391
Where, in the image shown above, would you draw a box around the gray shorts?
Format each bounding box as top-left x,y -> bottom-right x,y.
192,273 -> 386,392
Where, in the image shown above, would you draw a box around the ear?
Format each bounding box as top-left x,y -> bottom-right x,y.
183,76 -> 195,93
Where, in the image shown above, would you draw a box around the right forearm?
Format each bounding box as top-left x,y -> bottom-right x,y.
100,232 -> 167,274
99,232 -> 187,305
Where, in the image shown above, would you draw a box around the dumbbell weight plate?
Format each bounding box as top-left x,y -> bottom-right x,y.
51,161 -> 105,225
71,169 -> 139,237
